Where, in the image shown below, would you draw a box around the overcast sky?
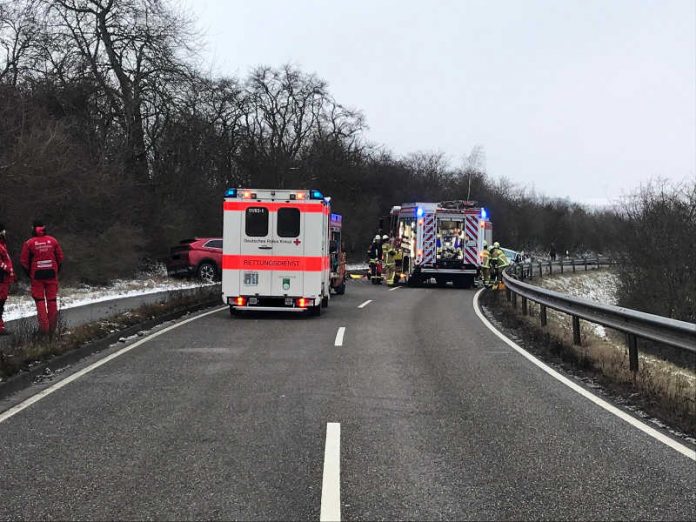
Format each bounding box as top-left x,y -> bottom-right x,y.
186,0 -> 695,206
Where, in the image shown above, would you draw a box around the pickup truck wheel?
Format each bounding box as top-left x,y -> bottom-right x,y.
197,261 -> 217,283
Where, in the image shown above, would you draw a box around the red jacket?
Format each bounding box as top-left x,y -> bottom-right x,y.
20,228 -> 64,281
0,238 -> 14,284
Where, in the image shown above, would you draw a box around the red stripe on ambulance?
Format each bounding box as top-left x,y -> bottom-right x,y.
223,255 -> 328,272
223,202 -> 324,213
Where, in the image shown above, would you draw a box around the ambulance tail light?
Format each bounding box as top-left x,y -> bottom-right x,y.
310,190 -> 324,200
296,297 -> 311,308
224,188 -> 237,198
232,296 -> 246,307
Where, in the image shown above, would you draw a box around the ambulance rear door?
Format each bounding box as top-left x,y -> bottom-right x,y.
271,204 -> 305,296
240,203 -> 274,296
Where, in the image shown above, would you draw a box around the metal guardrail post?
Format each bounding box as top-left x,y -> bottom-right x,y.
584,258 -> 588,271
540,304 -> 548,326
560,261 -> 564,274
572,316 -> 581,345
522,297 -> 528,315
549,261 -> 553,275
627,334 -> 639,373
572,259 -> 576,273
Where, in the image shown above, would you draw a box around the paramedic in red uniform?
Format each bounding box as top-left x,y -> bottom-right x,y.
0,222 -> 16,335
20,221 -> 64,333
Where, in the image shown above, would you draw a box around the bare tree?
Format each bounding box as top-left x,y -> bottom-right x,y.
47,0 -> 195,178
0,0 -> 44,85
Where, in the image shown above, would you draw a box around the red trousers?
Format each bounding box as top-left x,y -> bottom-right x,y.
31,279 -> 59,333
0,282 -> 9,332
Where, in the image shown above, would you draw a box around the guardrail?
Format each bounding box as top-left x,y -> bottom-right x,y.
510,256 -> 611,280
501,260 -> 696,373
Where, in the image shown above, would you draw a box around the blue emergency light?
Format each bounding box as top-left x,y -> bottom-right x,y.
310,189 -> 324,200
416,207 -> 424,218
481,207 -> 488,219
225,188 -> 237,198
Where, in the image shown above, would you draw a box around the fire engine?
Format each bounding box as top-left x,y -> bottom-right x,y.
385,200 -> 492,288
222,188 -> 333,315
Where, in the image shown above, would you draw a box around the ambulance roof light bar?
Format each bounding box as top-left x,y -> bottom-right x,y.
481,207 -> 488,219
225,188 -> 237,198
310,189 -> 324,200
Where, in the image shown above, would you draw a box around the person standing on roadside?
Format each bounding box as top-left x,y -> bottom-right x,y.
20,221 -> 64,334
0,222 -> 16,336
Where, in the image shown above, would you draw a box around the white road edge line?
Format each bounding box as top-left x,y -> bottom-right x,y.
357,300 -> 372,309
320,422 -> 341,522
0,306 -> 227,425
472,289 -> 696,462
334,327 -> 346,347
388,286 -> 401,292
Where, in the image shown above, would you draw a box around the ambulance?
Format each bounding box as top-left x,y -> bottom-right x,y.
222,188 -> 332,315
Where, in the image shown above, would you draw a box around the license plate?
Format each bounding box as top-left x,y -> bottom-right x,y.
244,272 -> 259,285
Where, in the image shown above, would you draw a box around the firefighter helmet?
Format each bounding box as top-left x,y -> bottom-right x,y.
374,235 -> 381,241
494,241 -> 500,248
382,235 -> 389,240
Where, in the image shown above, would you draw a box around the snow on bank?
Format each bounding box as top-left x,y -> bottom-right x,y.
534,270 -> 619,337
4,268 -> 208,322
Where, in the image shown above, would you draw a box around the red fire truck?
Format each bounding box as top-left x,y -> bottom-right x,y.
385,200 -> 492,288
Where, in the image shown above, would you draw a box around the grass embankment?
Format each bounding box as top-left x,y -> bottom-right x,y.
482,276 -> 696,438
0,286 -> 220,380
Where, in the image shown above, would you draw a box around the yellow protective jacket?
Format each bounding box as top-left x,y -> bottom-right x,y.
490,247 -> 510,268
480,248 -> 490,268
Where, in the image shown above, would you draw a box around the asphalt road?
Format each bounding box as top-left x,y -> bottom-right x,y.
0,281 -> 694,520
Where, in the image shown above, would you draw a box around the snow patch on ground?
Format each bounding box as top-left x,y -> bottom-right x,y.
534,270 -> 619,338
4,266 -> 207,322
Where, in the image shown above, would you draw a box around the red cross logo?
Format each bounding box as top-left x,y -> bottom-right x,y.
293,238 -> 302,246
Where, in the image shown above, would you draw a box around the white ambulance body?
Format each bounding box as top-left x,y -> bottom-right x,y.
222,188 -> 331,315
389,200 -> 491,288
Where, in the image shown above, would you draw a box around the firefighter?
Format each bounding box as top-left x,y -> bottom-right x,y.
367,235 -> 382,262
382,236 -> 398,286
20,221 -> 64,334
0,222 -> 16,336
367,235 -> 382,283
489,242 -> 510,285
480,240 -> 491,287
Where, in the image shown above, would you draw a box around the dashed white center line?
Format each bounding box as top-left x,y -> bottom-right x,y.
334,327 -> 346,347
357,299 -> 372,309
388,286 -> 402,292
320,422 -> 341,522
